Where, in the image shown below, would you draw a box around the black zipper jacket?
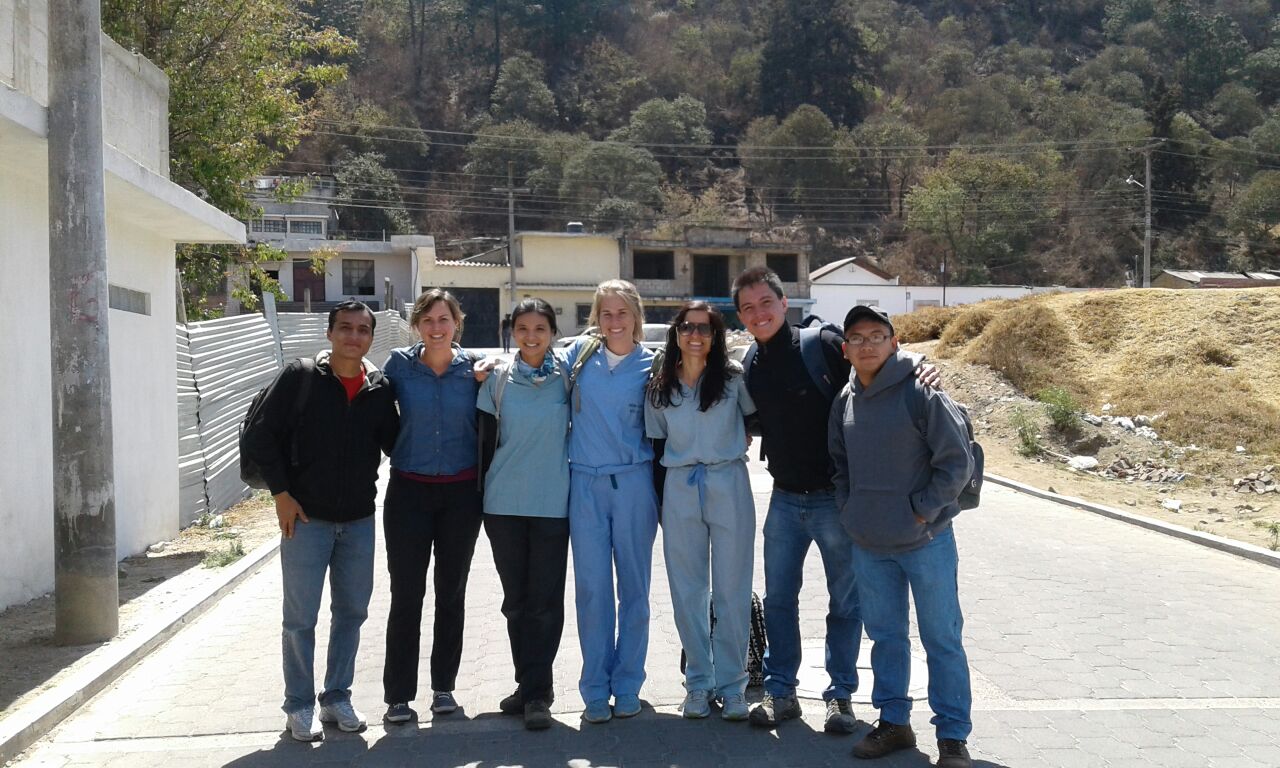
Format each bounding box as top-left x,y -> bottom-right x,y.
241,352 -> 400,522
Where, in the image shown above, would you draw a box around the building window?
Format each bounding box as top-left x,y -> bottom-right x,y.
634,249 -> 675,280
767,253 -> 799,282
342,259 -> 375,295
108,284 -> 150,315
252,218 -> 286,233
289,219 -> 324,236
576,304 -> 592,329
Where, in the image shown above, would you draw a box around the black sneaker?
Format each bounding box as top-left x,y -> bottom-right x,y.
748,693 -> 802,728
430,691 -> 458,715
851,720 -> 917,759
499,689 -> 523,715
524,699 -> 553,730
382,702 -> 416,725
936,739 -> 972,768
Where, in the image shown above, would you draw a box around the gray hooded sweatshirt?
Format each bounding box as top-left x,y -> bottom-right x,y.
828,349 -> 974,554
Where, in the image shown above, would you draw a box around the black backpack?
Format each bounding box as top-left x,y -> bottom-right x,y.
238,358 -> 315,490
679,591 -> 769,688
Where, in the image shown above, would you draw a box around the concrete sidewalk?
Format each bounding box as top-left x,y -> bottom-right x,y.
10,451 -> 1280,768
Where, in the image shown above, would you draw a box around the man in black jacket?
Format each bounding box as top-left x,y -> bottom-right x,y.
241,300 -> 399,741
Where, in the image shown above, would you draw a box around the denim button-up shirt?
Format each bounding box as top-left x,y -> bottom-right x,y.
383,343 -> 481,475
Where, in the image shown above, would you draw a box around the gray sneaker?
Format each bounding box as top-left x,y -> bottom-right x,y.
286,707 -> 324,742
681,689 -> 711,719
318,700 -> 366,732
748,693 -> 802,727
824,697 -> 857,734
719,692 -> 749,721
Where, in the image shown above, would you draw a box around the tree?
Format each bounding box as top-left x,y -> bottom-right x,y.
1208,83 -> 1265,138
906,152 -> 1054,283
758,0 -> 871,127
559,40 -> 653,137
334,153 -> 413,236
847,114 -> 928,219
741,105 -> 849,223
464,120 -> 549,182
102,0 -> 355,217
1145,77 -> 1209,230
490,52 -> 559,128
1226,171 -> 1280,267
610,96 -> 713,176
560,143 -> 663,212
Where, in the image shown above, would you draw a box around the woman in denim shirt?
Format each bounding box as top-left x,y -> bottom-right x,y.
379,289 -> 485,725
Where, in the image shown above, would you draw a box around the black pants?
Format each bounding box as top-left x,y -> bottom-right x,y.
484,514 -> 570,702
382,474 -> 483,704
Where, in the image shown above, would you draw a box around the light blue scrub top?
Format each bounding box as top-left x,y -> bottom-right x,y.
565,338 -> 655,473
644,372 -> 756,468
476,352 -> 571,518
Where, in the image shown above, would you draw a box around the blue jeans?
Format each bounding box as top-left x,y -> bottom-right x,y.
851,526 -> 971,740
761,488 -> 861,700
280,516 -> 375,713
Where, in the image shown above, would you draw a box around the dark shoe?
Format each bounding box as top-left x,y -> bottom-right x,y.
524,699 -> 553,730
851,720 -> 917,759
499,689 -> 523,715
748,693 -> 802,728
382,702 -> 416,725
824,697 -> 857,734
430,691 -> 458,715
936,739 -> 972,768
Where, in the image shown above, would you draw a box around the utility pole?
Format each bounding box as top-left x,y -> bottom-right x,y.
941,252 -> 948,307
492,161 -> 528,309
1143,148 -> 1153,288
48,0 -> 119,643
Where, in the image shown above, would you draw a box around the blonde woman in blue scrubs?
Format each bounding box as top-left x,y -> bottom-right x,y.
645,300 -> 757,722
564,280 -> 660,724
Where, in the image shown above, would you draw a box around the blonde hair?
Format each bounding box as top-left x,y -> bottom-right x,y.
410,288 -> 465,341
588,279 -> 646,343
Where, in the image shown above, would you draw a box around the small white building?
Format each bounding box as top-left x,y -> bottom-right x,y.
246,177 -> 433,312
810,257 -> 1073,319
0,5 -> 245,610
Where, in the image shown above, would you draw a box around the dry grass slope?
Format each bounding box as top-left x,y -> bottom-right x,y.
894,288 -> 1280,456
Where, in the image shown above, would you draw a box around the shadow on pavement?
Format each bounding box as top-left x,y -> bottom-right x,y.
218,707 -> 1013,768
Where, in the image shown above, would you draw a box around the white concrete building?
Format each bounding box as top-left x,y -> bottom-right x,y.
810,257 -> 1073,319
0,3 -> 244,610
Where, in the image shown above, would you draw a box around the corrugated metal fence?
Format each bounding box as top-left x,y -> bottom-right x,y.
177,310 -> 415,525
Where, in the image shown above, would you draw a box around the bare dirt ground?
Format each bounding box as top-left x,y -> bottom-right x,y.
0,494 -> 279,717
910,340 -> 1280,552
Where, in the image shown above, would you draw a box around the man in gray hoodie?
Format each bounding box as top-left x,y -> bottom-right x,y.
828,305 -> 975,768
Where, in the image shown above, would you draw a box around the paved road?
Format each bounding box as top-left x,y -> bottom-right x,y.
12,450 -> 1280,768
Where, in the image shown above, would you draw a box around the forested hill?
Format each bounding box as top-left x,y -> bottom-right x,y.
105,0 -> 1280,290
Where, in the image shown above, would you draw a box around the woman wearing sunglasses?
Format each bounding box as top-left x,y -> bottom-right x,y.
645,301 -> 757,722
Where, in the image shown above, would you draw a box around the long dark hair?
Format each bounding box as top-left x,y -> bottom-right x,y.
647,301 -> 731,412
510,296 -> 558,334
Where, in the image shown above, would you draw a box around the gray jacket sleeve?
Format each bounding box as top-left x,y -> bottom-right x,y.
910,388 -> 975,523
828,387 -> 851,512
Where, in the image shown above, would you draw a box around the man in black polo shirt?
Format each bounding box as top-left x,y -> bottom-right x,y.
734,267 -> 934,733
241,300 -> 399,741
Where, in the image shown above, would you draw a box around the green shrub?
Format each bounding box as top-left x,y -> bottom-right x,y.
1036,386 -> 1082,431
1010,407 -> 1041,457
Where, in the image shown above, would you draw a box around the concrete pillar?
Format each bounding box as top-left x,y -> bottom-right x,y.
47,0 -> 119,643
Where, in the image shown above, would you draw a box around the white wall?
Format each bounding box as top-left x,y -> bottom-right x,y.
812,283 -> 1076,320
0,160 -> 55,610
105,222 -> 180,559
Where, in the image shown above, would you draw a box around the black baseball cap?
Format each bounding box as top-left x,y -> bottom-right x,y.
842,305 -> 895,336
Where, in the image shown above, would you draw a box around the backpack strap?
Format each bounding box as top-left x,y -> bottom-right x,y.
491,362 -> 512,431
797,326 -> 835,401
289,358 -> 315,466
741,341 -> 759,389
568,333 -> 603,413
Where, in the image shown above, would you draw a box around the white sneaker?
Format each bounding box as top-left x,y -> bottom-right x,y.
719,692 -> 749,721
682,689 -> 711,719
286,707 -> 324,741
318,699 -> 366,732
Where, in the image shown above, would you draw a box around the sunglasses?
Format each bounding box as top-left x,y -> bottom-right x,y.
677,321 -> 714,337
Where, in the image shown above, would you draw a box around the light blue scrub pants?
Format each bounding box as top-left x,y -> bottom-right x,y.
661,459 -> 756,698
569,464 -> 659,704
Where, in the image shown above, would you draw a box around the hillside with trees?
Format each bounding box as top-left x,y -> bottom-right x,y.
105,0 -> 1280,296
